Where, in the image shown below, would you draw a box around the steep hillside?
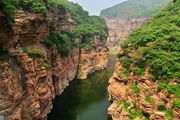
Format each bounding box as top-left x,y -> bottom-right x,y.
0,0 -> 108,119
101,0 -> 171,48
100,0 -> 171,18
108,1 -> 180,120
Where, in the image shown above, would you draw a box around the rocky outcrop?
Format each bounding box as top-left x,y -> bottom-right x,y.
108,49 -> 180,120
0,9 -> 108,120
78,35 -> 108,79
105,16 -> 152,48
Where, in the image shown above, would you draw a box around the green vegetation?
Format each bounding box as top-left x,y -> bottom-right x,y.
79,72 -> 84,76
172,100 -> 180,108
0,0 -> 47,25
0,0 -> 108,54
128,104 -> 144,120
131,83 -> 140,96
81,60 -> 87,65
132,67 -> 145,76
157,81 -> 168,92
41,0 -> 107,55
161,111 -> 174,120
26,49 -> 45,58
100,0 -> 171,18
119,1 -> 180,82
167,85 -> 180,97
158,103 -> 166,111
0,45 -> 8,58
128,112 -> 143,120
144,88 -> 149,92
41,62 -> 49,70
51,53 -> 57,61
42,31 -> 76,56
145,96 -> 154,104
116,102 -> 130,110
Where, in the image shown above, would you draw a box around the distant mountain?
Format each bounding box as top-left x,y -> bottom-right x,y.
100,0 -> 171,18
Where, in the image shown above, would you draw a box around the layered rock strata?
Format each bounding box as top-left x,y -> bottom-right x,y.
0,9 -> 108,120
105,16 -> 152,48
108,49 -> 180,120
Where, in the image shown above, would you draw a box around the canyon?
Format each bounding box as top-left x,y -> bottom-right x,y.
0,5 -> 108,120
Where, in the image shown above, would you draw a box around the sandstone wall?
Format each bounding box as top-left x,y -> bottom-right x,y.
0,9 -> 108,120
108,49 -> 180,120
105,16 -> 152,48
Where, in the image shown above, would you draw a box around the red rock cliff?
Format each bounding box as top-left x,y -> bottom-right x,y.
0,9 -> 108,120
105,16 -> 152,48
108,49 -> 180,120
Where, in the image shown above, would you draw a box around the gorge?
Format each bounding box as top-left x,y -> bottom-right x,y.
0,0 -> 180,120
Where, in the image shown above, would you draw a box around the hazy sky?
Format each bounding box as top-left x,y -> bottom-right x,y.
68,0 -> 126,15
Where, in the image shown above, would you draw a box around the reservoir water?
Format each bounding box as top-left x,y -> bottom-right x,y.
48,54 -> 116,120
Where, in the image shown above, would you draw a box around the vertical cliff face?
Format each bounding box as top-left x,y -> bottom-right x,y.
78,35 -> 108,79
105,16 -> 152,48
0,5 -> 108,120
107,1 -> 180,120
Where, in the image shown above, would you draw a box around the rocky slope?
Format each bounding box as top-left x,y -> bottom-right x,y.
105,16 -> 151,48
101,0 -> 171,48
108,1 -> 180,120
0,1 -> 108,119
108,53 -> 180,120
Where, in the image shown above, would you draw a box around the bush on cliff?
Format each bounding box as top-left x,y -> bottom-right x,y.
0,45 -> 8,58
43,0 -> 108,53
120,1 -> 180,81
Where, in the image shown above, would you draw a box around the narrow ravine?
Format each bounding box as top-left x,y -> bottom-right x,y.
47,54 -> 116,120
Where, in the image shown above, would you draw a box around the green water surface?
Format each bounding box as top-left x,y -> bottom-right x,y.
48,54 -> 116,120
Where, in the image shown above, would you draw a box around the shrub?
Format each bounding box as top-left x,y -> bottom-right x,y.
131,83 -> 140,96
162,110 -> 173,120
51,53 -> 57,61
118,1 -> 180,81
132,67 -> 145,76
157,81 -> 168,92
128,112 -> 143,120
81,60 -> 87,65
167,85 -> 180,97
172,100 -> 180,108
20,0 -> 47,13
79,72 -> 84,76
145,96 -> 154,104
0,44 -> 8,58
119,57 -> 132,68
26,49 -> 45,58
158,103 -> 166,111
116,102 -> 130,110
0,0 -> 17,26
118,69 -> 131,77
41,62 -> 48,70
144,88 -> 149,92
41,39 -> 53,49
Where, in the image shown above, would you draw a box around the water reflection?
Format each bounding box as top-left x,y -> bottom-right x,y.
0,116 -> 4,120
48,54 -> 116,120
